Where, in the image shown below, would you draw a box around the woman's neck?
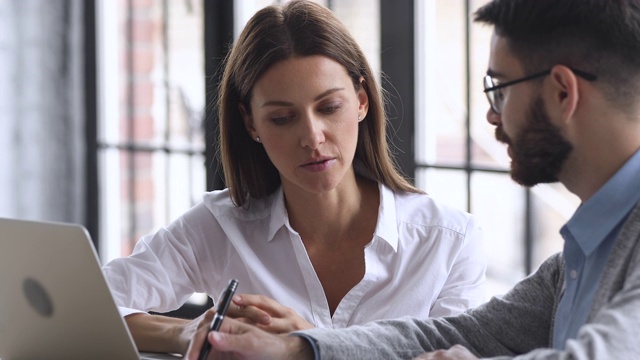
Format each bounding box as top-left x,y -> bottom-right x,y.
283,174 -> 380,247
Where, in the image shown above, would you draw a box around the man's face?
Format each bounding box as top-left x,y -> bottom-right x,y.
486,33 -> 573,187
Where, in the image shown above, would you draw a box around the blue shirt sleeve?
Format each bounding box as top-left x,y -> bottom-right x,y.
292,333 -> 321,360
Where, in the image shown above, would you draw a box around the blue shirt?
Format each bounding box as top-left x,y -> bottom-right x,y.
552,149 -> 640,349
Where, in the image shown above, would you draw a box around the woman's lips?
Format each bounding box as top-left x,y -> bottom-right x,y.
300,158 -> 335,172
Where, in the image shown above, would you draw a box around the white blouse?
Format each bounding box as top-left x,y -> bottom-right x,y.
102,184 -> 486,328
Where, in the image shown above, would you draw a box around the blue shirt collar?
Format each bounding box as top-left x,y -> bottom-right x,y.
562,149 -> 640,255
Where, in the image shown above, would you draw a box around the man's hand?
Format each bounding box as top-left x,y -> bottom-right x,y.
184,316 -> 314,360
412,345 -> 478,360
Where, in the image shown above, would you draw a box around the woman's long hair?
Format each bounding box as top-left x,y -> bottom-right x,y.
217,0 -> 420,206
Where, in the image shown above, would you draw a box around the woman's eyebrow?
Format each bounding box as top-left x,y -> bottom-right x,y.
261,100 -> 293,108
314,87 -> 345,101
261,87 -> 346,108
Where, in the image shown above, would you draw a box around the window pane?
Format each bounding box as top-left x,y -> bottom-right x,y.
469,0 -> 507,169
416,0 -> 467,167
97,0 -> 206,263
471,172 -> 526,296
332,0 -> 380,75
167,152 -> 207,222
416,168 -> 468,212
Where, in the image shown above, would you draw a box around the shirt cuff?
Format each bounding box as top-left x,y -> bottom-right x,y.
292,333 -> 321,360
117,306 -> 147,318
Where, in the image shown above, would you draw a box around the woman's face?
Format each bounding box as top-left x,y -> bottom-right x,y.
243,55 -> 368,195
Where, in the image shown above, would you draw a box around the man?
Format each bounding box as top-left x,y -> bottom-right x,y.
186,0 -> 640,358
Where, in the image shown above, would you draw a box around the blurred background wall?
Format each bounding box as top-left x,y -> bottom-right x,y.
0,0 -> 85,223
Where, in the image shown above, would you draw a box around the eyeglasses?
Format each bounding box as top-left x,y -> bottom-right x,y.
483,68 -> 597,114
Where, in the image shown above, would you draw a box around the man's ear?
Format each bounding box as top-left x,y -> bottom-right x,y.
547,65 -> 580,125
239,104 -> 257,139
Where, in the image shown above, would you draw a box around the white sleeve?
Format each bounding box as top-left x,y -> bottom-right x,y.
117,306 -> 146,317
429,215 -> 487,316
102,202 -> 224,314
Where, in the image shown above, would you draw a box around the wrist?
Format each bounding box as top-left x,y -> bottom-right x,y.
126,313 -> 190,354
285,335 -> 316,360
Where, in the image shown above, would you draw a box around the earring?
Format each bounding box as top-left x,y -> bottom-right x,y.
255,136 -> 261,142
358,115 -> 362,121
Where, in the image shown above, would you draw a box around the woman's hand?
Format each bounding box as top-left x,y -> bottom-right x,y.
174,308 -> 218,355
124,311 -> 218,356
225,294 -> 314,333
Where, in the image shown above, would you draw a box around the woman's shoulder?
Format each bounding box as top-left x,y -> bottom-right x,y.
388,186 -> 474,232
201,188 -> 278,221
390,186 -> 469,215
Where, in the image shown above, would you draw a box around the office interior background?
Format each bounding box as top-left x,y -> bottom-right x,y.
0,0 -> 578,304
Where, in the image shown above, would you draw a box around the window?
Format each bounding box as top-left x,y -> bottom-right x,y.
96,0 -> 206,264
414,0 -> 576,295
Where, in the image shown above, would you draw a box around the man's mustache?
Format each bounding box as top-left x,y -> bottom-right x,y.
495,126 -> 510,145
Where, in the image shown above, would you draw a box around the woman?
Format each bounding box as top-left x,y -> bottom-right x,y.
102,0 -> 486,356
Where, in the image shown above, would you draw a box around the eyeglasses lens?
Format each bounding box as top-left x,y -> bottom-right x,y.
484,76 -> 500,114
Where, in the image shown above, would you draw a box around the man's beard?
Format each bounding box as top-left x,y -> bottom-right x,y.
495,97 -> 573,187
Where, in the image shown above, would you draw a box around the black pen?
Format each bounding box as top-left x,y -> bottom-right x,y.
198,278 -> 239,360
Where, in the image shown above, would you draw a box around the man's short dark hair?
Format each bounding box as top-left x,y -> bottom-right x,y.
474,0 -> 640,110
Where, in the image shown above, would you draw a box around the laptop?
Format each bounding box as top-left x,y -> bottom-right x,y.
0,217 -> 181,360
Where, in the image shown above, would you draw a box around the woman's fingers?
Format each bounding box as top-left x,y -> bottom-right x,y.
229,294 -> 313,333
184,314 -> 214,360
254,315 -> 314,333
232,294 -> 286,315
226,295 -> 273,325
175,308 -> 216,355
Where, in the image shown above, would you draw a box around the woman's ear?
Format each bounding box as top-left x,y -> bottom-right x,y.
547,65 -> 580,125
239,104 -> 257,139
357,78 -> 369,121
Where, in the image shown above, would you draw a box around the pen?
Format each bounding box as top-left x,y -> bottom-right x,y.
198,278 -> 239,360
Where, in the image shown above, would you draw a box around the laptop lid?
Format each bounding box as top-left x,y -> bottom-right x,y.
0,217 -> 179,360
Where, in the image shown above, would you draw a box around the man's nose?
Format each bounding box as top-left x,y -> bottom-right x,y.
486,107 -> 501,126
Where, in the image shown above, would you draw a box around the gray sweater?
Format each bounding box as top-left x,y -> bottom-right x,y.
303,203 -> 640,359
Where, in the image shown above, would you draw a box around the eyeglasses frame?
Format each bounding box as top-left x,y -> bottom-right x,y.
483,68 -> 597,114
